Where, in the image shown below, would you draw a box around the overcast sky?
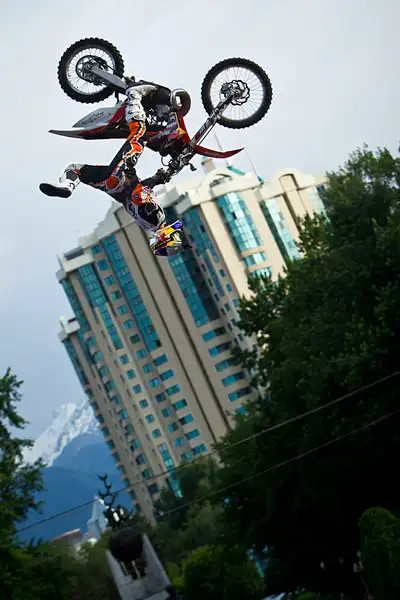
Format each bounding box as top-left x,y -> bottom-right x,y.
0,0 -> 398,438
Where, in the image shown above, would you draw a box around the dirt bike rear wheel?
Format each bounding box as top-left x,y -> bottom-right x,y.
58,37 -> 125,104
201,57 -> 272,129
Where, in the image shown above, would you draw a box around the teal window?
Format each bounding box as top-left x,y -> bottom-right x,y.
179,413 -> 194,425
260,198 -> 300,261
202,326 -> 226,342
217,192 -> 262,252
118,464 -> 126,475
155,392 -> 166,403
158,443 -> 175,469
148,483 -> 159,495
167,384 -> 181,396
86,336 -> 96,347
110,290 -> 122,300
215,357 -> 236,372
104,275 -> 115,286
96,415 -> 105,424
97,259 -> 109,271
233,299 -> 239,308
168,206 -> 220,327
136,349 -> 148,359
185,428 -> 200,440
160,369 -> 174,381
132,384 -> 142,394
127,369 -> 136,379
173,399 -> 187,410
136,453 -> 147,465
119,354 -> 129,365
226,283 -> 232,292
113,453 -> 120,463
219,269 -> 226,277
93,351 -> 103,363
143,363 -> 153,373
92,245 -> 101,255
154,354 -> 168,366
107,440 -> 115,450
130,334 -> 140,344
130,439 -> 141,450
119,409 -> 128,420
235,406 -> 249,415
78,264 -> 124,351
224,303 -> 231,312
145,414 -> 155,424
228,387 -> 251,401
142,468 -> 153,480
125,423 -> 134,434
105,380 -> 116,392
162,407 -> 173,418
152,428 -> 162,438
90,401 -> 98,411
181,451 -> 192,461
102,235 -> 161,351
139,399 -> 149,409
117,304 -> 129,315
251,267 -> 272,278
102,427 -> 110,437
209,342 -> 231,357
222,372 -> 246,387
168,422 -> 179,433
99,365 -> 110,377
112,395 -> 121,406
149,377 -> 160,388
175,437 -> 185,447
124,319 -> 135,329
242,251 -> 267,267
192,443 -> 207,456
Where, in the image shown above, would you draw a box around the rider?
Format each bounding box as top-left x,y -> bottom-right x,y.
39,83 -> 180,253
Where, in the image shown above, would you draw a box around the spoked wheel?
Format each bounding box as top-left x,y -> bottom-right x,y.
201,57 -> 273,129
58,37 -> 125,104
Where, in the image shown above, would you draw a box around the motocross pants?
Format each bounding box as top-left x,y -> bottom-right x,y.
73,87 -> 165,233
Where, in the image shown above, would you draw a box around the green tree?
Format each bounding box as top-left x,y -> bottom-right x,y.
360,507 -> 400,600
215,145 -> 400,597
0,369 -> 122,599
151,457 -> 222,564
10,541 -> 79,600
182,544 -> 264,600
0,369 -> 45,596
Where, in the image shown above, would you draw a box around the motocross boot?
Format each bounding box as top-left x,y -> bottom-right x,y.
39,164 -> 82,198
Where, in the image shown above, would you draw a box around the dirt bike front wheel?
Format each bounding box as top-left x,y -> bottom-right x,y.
58,38 -> 125,104
201,57 -> 272,129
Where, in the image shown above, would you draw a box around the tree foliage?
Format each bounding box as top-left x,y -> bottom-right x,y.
182,544 -> 264,600
215,145 -> 400,597
0,369 -> 45,597
0,369 -> 120,599
360,507 -> 400,600
151,457 -> 223,566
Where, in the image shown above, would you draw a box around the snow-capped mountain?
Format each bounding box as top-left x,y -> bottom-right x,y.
24,398 -> 99,466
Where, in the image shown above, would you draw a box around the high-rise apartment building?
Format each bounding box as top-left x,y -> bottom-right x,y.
57,160 -> 326,519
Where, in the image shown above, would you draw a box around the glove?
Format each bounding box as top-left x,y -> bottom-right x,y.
141,169 -> 171,189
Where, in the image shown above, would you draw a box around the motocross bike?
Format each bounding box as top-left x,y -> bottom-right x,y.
50,37 -> 273,184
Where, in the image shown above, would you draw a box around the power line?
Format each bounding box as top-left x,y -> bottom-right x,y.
17,370 -> 400,534
13,403 -> 400,572
159,406 -> 400,518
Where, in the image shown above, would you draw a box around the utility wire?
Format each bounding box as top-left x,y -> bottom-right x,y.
17,370 -> 400,534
